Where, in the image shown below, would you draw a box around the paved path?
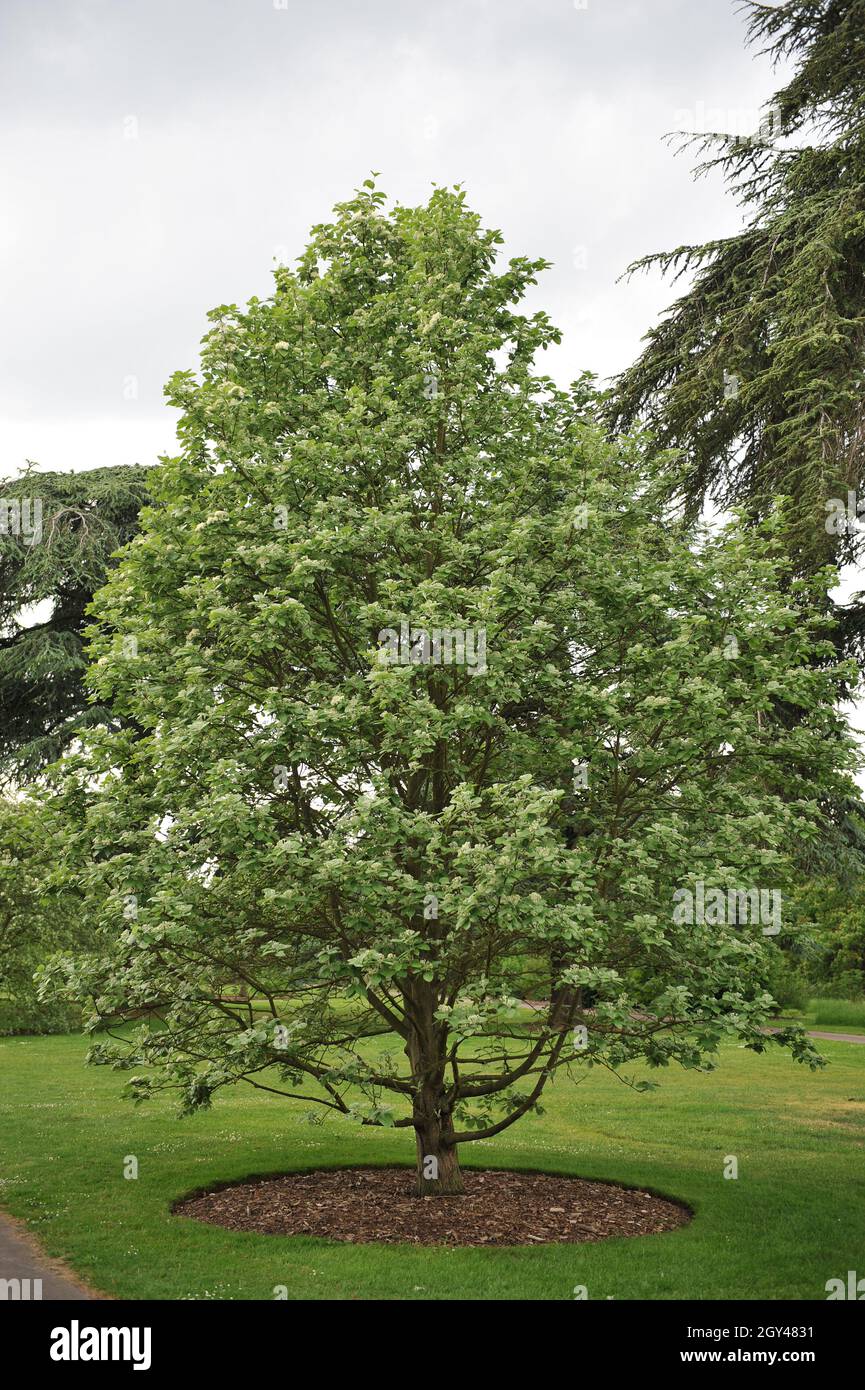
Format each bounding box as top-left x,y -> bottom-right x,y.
798,1029 -> 865,1045
0,1211 -> 98,1301
762,1025 -> 865,1045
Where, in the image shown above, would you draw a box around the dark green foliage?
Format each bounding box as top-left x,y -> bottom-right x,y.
609,0 -> 865,583
0,796 -> 84,1035
787,874 -> 865,997
764,949 -> 811,1013
0,464 -> 152,779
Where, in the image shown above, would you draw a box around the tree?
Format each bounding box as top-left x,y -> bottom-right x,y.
786,874 -> 865,997
608,0 -> 865,607
0,795 -> 84,1034
47,184 -> 858,1196
0,463 -> 152,780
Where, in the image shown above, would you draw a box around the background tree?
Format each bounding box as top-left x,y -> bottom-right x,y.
786,874 -> 865,997
0,463 -> 152,780
608,0 -> 865,638
0,794 -> 84,1034
48,185 -> 858,1196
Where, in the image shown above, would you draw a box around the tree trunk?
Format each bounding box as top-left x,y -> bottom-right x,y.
414,1108 -> 463,1196
403,975 -> 464,1196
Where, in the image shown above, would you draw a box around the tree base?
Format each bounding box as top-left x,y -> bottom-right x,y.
415,1138 -> 464,1196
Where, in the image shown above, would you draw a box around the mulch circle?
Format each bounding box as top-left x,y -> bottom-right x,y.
174,1167 -> 691,1247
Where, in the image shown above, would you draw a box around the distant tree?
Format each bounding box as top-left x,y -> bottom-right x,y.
46,185 -> 857,1196
786,875 -> 865,997
0,795 -> 83,1034
0,464 -> 152,779
608,0 -> 865,637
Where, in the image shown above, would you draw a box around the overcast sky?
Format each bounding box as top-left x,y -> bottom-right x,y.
1,0 -> 794,479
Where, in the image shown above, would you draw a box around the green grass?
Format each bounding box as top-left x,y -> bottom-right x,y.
1,1031 -> 864,1300
806,997 -> 865,1032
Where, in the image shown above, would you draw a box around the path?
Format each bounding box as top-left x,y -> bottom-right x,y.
793,1029 -> 865,1045
0,1211 -> 99,1301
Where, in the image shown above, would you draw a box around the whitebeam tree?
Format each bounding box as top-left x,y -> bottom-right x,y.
46,183 -> 858,1195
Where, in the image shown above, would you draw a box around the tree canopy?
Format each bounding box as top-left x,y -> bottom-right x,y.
45,184 -> 859,1195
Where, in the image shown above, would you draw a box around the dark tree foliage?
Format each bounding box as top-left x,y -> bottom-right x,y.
609,0 -> 865,603
0,464 -> 152,779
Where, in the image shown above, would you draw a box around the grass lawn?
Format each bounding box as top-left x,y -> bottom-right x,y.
1,1030 -> 864,1301
805,998 -> 865,1033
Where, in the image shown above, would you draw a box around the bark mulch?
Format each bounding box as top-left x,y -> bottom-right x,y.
174,1167 -> 691,1247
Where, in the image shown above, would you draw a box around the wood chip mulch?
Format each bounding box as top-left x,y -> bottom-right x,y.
174,1167 -> 691,1247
